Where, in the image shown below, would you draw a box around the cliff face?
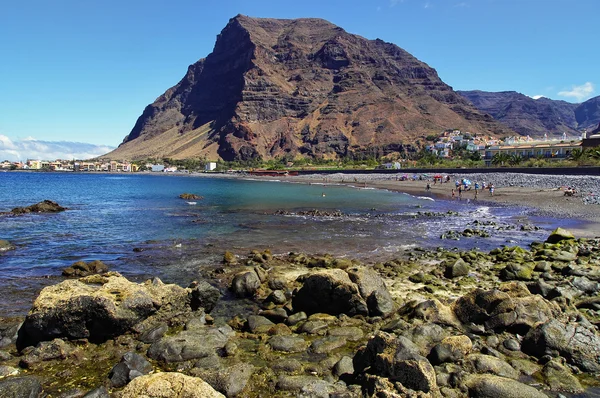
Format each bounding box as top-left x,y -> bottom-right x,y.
459,90 -> 600,138
107,15 -> 511,161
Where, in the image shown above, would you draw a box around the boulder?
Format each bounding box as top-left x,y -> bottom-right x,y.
108,352 -> 153,388
246,315 -> 275,334
17,272 -> 191,350
353,331 -> 437,393
147,325 -> 233,363
83,386 -> 109,398
230,270 -> 261,298
190,281 -> 220,312
468,354 -> 520,379
347,267 -> 396,317
466,374 -> 548,398
179,193 -> 203,200
0,240 -> 15,252
427,335 -> 472,365
268,335 -> 309,353
546,228 -> 575,244
540,360 -> 583,393
292,269 -> 368,316
444,258 -> 470,278
522,319 -> 600,372
118,372 -> 224,398
10,200 -> 66,215
62,260 -> 109,277
19,338 -> 74,368
333,356 -> 354,377
0,376 -> 43,398
196,362 -> 254,397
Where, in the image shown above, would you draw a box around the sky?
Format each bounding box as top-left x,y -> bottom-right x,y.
0,0 -> 598,161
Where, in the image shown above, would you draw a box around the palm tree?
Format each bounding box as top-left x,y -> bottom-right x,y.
491,153 -> 511,166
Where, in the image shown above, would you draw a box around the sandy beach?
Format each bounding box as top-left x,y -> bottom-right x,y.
261,172 -> 600,239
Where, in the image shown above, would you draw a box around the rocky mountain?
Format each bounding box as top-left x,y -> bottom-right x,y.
459,90 -> 600,138
105,15 -> 511,161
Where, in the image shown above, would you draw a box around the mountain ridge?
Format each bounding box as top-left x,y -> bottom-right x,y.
105,15 -> 512,161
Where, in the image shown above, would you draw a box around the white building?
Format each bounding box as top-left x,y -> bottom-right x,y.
205,162 -> 217,171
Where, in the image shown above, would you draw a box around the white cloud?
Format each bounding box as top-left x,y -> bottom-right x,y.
558,82 -> 595,102
531,95 -> 544,100
0,136 -> 114,162
424,1 -> 431,8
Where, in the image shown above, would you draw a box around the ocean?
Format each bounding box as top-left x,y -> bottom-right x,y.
0,172 -> 573,316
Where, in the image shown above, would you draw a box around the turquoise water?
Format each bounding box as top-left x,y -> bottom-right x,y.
0,172 -> 566,315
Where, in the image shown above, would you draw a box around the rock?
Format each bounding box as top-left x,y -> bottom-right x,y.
572,276 -> 600,294
522,319 -> 600,372
268,335 -> 309,353
310,336 -> 347,354
82,386 -> 109,398
138,323 -> 168,343
553,251 -> 577,262
276,375 -> 320,392
353,331 -> 437,393
444,258 -> 470,278
198,362 -> 254,397
266,290 -> 287,305
19,338 -> 73,368
190,281 -> 220,312
230,270 -> 261,298
502,338 -> 520,351
253,265 -> 269,283
541,360 -> 583,393
259,308 -> 287,323
347,267 -> 396,317
222,251 -> 236,265
405,299 -> 461,327
0,376 -> 43,397
10,200 -> 67,215
466,374 -> 548,398
546,228 -> 575,244
500,263 -> 535,281
333,356 -> 354,377
62,260 -> 109,277
468,354 -> 520,379
246,315 -> 275,334
109,352 -> 153,388
0,240 -> 15,252
17,272 -> 191,350
119,372 -> 224,398
428,335 -> 472,365
179,193 -> 203,200
292,269 -> 368,316
0,365 -> 19,377
286,311 -> 307,326
328,326 -> 364,341
147,325 -> 233,363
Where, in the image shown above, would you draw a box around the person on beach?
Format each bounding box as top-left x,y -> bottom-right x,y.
474,189 -> 478,200
489,184 -> 495,196
451,189 -> 456,199
458,185 -> 462,199
426,182 -> 431,192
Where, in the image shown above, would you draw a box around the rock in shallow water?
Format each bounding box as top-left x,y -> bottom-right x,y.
118,372 -> 224,398
0,376 -> 43,398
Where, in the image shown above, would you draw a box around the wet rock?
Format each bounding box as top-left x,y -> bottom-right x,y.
259,308 -> 287,323
292,269 -> 368,316
230,270 -> 261,298
108,352 -> 153,388
119,372 -> 224,397
10,200 -> 67,215
17,272 -> 190,350
147,325 -> 233,363
298,320 -> 328,335
328,326 -> 364,341
500,263 -> 535,281
522,319 -> 600,372
468,354 -> 520,379
572,276 -> 600,294
190,281 -> 220,312
246,315 -> 275,334
444,258 -> 470,278
179,193 -> 203,200
0,240 -> 15,252
197,362 -> 254,397
286,312 -> 307,326
310,336 -> 347,354
276,375 -> 320,392
138,323 -> 168,343
541,360 -> 583,393
546,228 -> 575,244
62,260 -> 109,277
82,386 -> 109,398
271,358 -> 303,373
0,376 -> 43,397
222,251 -> 236,265
404,299 -> 461,327
466,374 -> 547,398
19,338 -> 74,368
268,335 -> 309,353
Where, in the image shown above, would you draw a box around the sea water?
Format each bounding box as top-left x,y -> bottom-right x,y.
0,172 -> 572,315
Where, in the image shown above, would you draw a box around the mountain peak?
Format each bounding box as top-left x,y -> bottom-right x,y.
106,16 -> 511,161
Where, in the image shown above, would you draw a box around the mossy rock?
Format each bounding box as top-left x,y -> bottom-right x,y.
546,228 -> 575,244
500,263 -> 535,281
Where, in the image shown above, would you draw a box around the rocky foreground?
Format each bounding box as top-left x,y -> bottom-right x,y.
1,228 -> 600,397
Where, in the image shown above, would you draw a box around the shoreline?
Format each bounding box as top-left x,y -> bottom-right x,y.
243,172 -> 600,239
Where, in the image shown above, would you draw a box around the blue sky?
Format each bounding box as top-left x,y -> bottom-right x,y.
0,0 -> 597,160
